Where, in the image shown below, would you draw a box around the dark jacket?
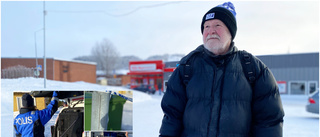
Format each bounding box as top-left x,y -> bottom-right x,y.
160,44 -> 284,137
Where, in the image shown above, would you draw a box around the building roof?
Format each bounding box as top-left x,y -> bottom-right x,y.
257,52 -> 319,68
54,58 -> 96,65
1,57 -> 97,65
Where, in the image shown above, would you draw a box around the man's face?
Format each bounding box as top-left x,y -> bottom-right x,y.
202,19 -> 232,55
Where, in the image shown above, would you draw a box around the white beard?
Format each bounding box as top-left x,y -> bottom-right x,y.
203,34 -> 230,55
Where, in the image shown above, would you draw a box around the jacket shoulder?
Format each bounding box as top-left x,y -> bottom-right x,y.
237,50 -> 268,82
179,45 -> 204,65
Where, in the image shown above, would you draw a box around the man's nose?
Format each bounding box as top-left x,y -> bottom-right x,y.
208,27 -> 217,34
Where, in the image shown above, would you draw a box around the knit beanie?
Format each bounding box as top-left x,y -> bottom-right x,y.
201,2 -> 237,40
22,93 -> 34,108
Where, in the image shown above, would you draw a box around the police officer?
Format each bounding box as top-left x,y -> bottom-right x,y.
14,91 -> 59,137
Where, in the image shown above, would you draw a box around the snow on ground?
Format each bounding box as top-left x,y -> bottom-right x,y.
281,95 -> 319,137
134,93 -> 319,137
2,78 -> 319,137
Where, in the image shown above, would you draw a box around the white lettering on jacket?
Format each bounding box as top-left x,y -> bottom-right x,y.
15,116 -> 33,125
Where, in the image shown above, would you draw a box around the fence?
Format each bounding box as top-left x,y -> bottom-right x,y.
1,65 -> 34,78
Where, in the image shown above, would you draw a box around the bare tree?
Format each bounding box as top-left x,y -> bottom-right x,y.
91,38 -> 120,77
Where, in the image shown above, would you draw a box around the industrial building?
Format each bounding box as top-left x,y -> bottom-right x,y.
1,58 -> 97,84
258,52 -> 319,95
162,52 -> 319,95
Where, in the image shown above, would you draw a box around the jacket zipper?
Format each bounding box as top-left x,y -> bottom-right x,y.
215,65 -> 228,137
206,68 -> 216,137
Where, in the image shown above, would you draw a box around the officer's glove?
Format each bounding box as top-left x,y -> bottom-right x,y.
53,91 -> 58,97
52,91 -> 59,102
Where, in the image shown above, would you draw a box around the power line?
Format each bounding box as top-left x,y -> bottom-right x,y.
46,1 -> 184,17
107,1 -> 184,17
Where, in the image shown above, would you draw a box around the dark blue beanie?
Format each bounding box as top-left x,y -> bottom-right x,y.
22,93 -> 34,108
201,2 -> 237,40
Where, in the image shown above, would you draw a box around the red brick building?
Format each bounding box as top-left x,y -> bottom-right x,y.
1,58 -> 96,83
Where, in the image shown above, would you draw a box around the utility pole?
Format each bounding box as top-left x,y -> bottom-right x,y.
43,1 -> 47,88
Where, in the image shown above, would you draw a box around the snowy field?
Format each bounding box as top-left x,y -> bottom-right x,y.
2,78 -> 319,137
134,93 -> 319,137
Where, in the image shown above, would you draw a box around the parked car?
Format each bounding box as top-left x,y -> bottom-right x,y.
133,85 -> 156,94
306,90 -> 319,114
125,84 -> 131,89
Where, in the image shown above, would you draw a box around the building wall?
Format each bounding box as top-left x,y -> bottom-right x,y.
257,53 -> 319,95
258,53 -> 319,68
121,75 -> 131,86
13,92 -> 24,112
271,67 -> 319,82
270,67 -> 319,95
1,58 -> 96,84
54,60 -> 96,83
1,58 -> 54,79
36,97 -> 46,110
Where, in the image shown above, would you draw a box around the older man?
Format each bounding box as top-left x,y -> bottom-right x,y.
159,2 -> 284,137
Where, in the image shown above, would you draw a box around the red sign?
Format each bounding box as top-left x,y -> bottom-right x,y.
130,64 -> 156,71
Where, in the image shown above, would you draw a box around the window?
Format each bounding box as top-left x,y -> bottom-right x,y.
16,96 -> 36,110
289,81 -> 307,95
308,81 -> 318,95
17,97 -> 22,110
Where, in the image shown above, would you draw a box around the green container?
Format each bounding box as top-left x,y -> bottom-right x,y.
107,95 -> 127,130
84,92 -> 92,131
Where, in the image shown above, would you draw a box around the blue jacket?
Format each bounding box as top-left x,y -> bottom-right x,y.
14,96 -> 58,137
160,45 -> 284,137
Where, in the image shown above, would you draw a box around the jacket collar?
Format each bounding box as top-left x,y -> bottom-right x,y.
201,42 -> 238,67
19,108 -> 36,114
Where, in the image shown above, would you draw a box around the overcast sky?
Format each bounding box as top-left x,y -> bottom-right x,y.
1,1 -> 319,60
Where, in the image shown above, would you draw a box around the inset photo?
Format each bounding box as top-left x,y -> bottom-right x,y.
13,90 -> 84,137
83,91 -> 132,137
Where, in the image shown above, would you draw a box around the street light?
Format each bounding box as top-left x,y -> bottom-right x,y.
34,28 -> 43,78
